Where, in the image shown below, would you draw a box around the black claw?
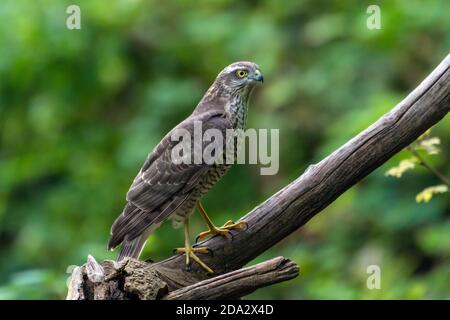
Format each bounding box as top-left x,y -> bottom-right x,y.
185,263 -> 192,272
173,248 -> 179,254
195,235 -> 201,243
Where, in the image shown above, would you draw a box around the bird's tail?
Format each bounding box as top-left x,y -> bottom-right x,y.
117,235 -> 147,262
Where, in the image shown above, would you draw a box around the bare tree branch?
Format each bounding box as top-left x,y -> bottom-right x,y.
68,53 -> 450,299
163,257 -> 298,300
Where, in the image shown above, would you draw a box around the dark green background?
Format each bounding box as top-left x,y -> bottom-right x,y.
0,0 -> 449,299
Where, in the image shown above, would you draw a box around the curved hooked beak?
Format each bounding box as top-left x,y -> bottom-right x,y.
252,69 -> 264,83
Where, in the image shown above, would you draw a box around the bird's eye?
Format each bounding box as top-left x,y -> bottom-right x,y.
236,69 -> 248,78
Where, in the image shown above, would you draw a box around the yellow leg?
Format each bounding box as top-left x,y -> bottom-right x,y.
174,218 -> 214,273
195,201 -> 248,242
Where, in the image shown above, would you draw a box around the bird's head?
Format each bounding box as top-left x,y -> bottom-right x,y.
214,61 -> 263,98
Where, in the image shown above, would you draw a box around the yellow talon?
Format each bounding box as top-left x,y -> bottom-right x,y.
196,219 -> 248,242
195,201 -> 248,242
223,220 -> 248,229
175,246 -> 214,274
176,218 -> 214,273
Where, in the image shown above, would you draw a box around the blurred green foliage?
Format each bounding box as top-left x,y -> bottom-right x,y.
0,0 -> 449,299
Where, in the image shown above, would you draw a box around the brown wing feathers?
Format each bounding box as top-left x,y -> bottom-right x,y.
108,112 -> 230,251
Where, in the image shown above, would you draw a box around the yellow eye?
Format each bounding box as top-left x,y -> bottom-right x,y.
236,69 -> 248,78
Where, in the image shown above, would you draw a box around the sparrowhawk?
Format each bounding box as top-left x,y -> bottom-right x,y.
108,61 -> 263,273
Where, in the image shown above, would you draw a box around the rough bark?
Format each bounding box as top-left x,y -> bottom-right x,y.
67,255 -> 298,300
67,53 -> 450,300
163,257 -> 298,300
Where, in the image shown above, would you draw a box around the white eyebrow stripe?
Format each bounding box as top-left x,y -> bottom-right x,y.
221,64 -> 251,75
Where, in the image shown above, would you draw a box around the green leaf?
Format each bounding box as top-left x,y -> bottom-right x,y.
415,185 -> 448,203
385,157 -> 418,178
416,137 -> 441,155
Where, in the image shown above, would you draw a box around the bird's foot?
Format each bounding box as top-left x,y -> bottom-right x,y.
196,220 -> 248,242
174,246 -> 214,274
